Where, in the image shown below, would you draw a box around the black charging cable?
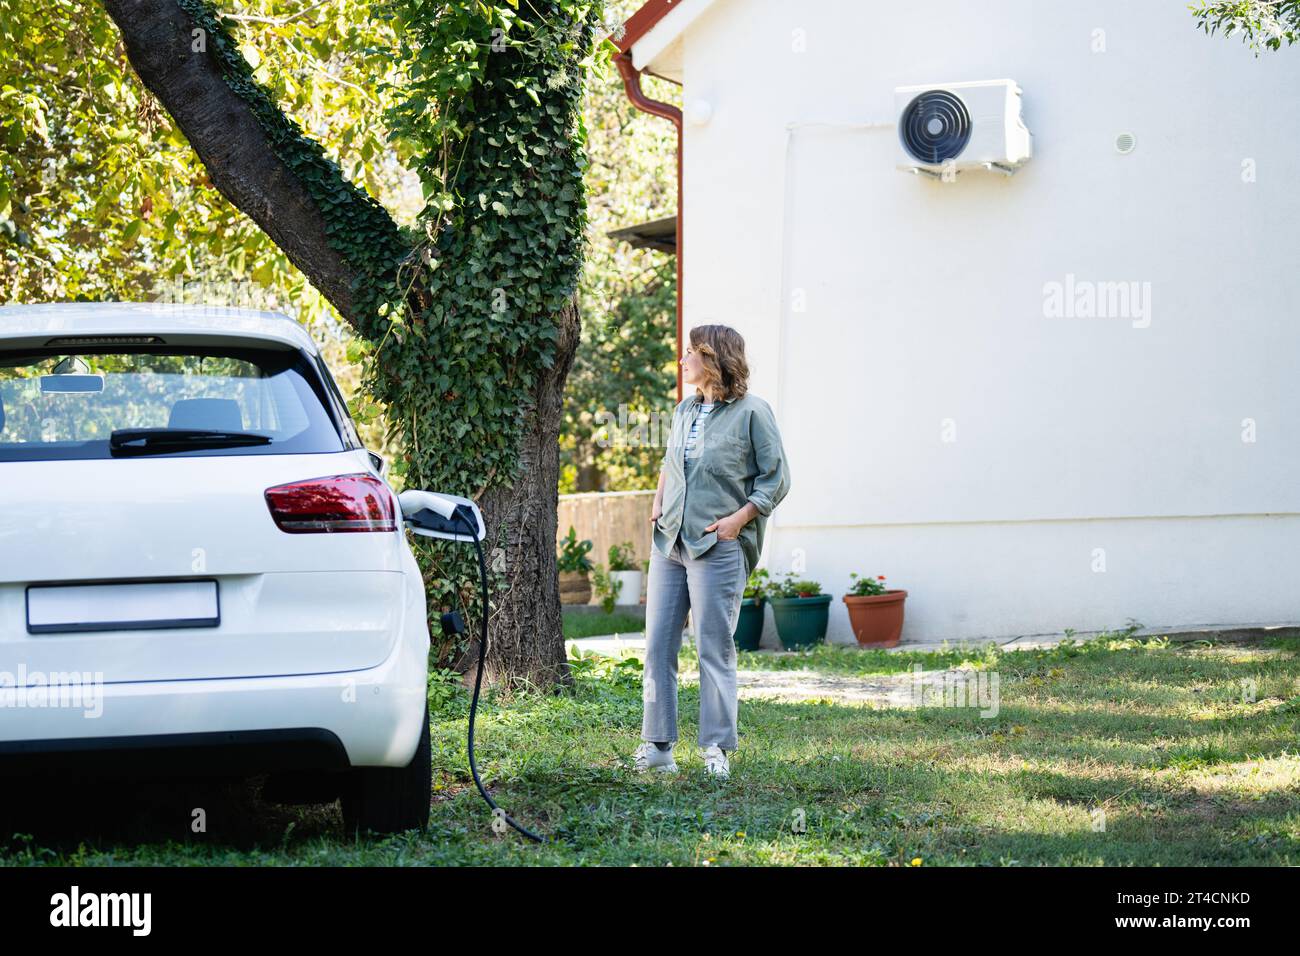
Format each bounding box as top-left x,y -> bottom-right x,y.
445,506 -> 544,844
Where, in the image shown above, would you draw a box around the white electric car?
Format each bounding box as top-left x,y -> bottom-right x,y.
0,303 -> 450,834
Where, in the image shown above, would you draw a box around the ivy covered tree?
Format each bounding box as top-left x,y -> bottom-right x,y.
92,0 -> 607,689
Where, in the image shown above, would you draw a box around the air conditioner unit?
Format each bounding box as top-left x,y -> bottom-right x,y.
895,79 -> 1032,177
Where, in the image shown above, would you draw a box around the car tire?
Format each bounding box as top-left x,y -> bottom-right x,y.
340,701 -> 431,836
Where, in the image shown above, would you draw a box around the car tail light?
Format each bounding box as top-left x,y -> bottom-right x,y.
265,474 -> 397,533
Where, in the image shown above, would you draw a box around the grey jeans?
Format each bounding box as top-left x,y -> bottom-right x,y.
642,532 -> 747,751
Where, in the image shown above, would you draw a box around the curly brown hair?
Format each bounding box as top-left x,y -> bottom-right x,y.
688,324 -> 749,402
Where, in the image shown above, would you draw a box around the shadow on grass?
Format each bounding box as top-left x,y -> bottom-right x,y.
2,637 -> 1297,864
0,772 -> 339,860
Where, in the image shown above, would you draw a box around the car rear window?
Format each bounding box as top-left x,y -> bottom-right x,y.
0,346 -> 346,461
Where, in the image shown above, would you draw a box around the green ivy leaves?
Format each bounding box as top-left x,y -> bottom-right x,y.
175,0 -> 606,645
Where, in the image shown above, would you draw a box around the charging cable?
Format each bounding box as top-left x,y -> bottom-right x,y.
402,489 -> 544,843
450,507 -> 544,843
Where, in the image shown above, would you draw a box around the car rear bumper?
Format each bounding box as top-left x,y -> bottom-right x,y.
0,628 -> 429,773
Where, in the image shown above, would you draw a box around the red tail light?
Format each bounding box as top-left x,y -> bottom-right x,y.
265,474 -> 397,533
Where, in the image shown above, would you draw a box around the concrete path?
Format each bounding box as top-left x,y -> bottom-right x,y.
566,623 -> 1299,708
567,622 -> 1300,659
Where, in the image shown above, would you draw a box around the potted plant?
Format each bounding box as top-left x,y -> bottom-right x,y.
843,573 -> 908,648
590,563 -> 622,613
607,541 -> 643,607
769,573 -> 832,650
734,568 -> 771,652
557,526 -> 594,605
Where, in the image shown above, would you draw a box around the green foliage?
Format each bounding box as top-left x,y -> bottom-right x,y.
589,562 -> 622,612
848,573 -> 889,597
1192,1 -> 1300,53
369,0 -> 609,633
607,540 -> 636,571
556,525 -> 594,573
771,574 -> 824,599
562,50 -> 679,493
374,0 -> 607,482
565,645 -> 641,691
0,0 -> 224,301
176,0 -> 410,336
563,256 -> 676,492
0,1 -> 406,314
426,665 -> 468,717
743,568 -> 771,602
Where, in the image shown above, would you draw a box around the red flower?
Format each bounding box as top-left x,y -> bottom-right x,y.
877,575 -> 886,580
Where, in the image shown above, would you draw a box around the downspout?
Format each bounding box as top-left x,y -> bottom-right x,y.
615,51 -> 684,403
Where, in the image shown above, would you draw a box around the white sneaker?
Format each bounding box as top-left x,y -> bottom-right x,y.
633,742 -> 678,773
702,745 -> 730,780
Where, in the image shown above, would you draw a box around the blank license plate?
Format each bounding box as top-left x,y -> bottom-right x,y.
26,581 -> 220,634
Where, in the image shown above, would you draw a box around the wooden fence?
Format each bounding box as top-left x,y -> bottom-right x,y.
557,490 -> 656,602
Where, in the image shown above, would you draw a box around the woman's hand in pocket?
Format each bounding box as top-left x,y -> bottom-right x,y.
707,503 -> 759,541
705,513 -> 744,541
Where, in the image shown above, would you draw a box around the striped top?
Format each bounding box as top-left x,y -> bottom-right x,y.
684,402 -> 715,462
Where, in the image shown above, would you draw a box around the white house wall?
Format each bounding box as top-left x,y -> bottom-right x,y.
670,0 -> 1300,643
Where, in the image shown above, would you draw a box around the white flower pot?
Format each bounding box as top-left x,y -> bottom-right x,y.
610,570 -> 643,607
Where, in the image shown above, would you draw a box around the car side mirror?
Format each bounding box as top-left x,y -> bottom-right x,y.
398,490 -> 485,543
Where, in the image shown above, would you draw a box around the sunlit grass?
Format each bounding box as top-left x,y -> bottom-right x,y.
2,631 -> 1298,866
562,610 -> 645,640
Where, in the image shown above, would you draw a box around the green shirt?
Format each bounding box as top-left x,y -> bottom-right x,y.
653,391 -> 791,579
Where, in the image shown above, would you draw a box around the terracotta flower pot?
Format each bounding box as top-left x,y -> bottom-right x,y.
842,590 -> 908,647
558,570 -> 592,605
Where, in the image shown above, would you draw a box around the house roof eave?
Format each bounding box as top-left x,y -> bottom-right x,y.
615,0 -> 719,79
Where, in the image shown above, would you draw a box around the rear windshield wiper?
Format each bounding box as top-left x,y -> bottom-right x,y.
110,428 -> 273,455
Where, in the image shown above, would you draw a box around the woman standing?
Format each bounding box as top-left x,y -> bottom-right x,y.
635,324 -> 791,779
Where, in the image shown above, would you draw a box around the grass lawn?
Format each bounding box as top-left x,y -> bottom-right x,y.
4,629 -> 1299,866
561,610 -> 645,640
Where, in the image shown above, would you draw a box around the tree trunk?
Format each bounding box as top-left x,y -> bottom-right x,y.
475,295 -> 582,689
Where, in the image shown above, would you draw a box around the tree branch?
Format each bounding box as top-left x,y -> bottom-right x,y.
100,0 -> 408,329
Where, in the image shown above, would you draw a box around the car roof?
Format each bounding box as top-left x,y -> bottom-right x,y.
0,302 -> 318,352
